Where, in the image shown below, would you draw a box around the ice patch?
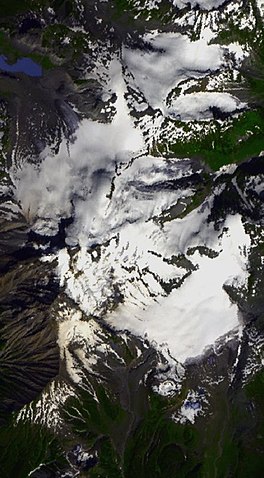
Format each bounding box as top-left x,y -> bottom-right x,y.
173,388 -> 208,424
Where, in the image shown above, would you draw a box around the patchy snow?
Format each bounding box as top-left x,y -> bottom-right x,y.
168,92 -> 246,121
56,304 -> 125,384
245,174 -> 264,194
152,358 -> 185,396
17,380 -> 75,430
173,388 -> 209,424
227,42 -> 248,65
0,199 -> 23,221
241,327 -> 264,385
257,0 -> 264,17
215,163 -> 238,178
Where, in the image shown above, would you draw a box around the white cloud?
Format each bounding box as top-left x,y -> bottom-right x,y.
105,213 -> 250,364
11,39 -> 251,367
13,57 -> 144,238
168,92 -> 246,121
122,32 -> 224,111
171,0 -> 227,10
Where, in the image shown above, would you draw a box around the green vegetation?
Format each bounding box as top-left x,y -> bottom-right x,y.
162,110 -> 264,171
111,0 -> 175,25
0,0 -> 76,22
0,313 -> 263,478
214,0 -> 262,46
113,0 -> 131,15
160,2 -> 264,171
0,30 -> 55,69
123,392 -> 201,478
0,420 -> 66,478
244,36 -> 264,102
0,2 -> 263,478
110,0 -> 139,28
41,23 -> 88,62
122,378 -> 264,478
179,176 -> 212,218
0,0 -> 49,17
64,382 -> 126,444
233,370 -> 264,477
30,52 -> 54,69
89,438 -> 122,478
52,344 -> 264,478
0,31 -> 19,60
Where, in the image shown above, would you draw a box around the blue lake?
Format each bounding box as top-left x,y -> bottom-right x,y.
0,55 -> 42,77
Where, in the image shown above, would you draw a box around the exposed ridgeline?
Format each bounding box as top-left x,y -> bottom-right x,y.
0,228 -> 60,424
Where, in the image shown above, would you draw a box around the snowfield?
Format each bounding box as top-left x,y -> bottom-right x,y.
106,213 -> 250,363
